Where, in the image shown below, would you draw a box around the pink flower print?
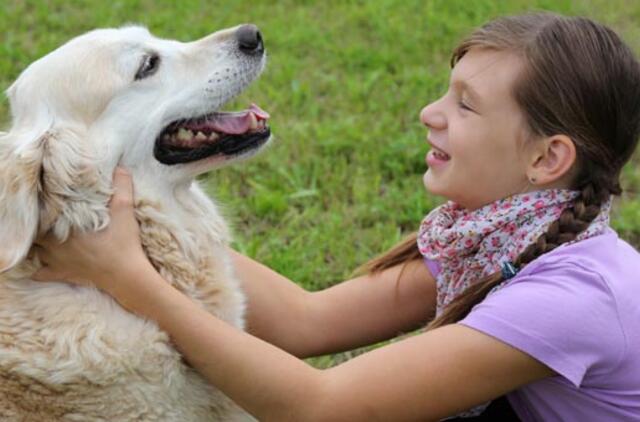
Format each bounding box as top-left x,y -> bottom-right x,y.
491,237 -> 501,248
465,238 -> 475,248
533,200 -> 545,209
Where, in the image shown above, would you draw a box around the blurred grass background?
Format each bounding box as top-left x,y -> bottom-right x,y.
1,0 -> 639,363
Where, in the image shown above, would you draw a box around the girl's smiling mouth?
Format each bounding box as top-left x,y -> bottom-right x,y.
426,144 -> 451,167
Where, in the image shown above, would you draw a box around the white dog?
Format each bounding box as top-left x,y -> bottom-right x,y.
0,24 -> 270,421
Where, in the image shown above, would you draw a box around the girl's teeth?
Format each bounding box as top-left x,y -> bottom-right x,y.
433,150 -> 450,160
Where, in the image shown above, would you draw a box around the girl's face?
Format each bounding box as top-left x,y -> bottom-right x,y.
421,48 -> 534,210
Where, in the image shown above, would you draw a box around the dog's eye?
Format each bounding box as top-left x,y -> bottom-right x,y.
135,54 -> 160,80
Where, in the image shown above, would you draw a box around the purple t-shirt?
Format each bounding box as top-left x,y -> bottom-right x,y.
434,229 -> 640,421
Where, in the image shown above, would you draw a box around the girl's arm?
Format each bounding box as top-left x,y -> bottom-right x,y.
35,168 -> 437,359
230,249 -> 436,358
86,258 -> 554,421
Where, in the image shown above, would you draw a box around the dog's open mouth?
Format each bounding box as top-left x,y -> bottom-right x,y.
154,103 -> 270,165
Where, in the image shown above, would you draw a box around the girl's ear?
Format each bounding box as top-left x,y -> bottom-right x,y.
528,134 -> 577,186
0,130 -> 47,272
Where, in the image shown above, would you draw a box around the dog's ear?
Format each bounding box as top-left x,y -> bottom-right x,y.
38,126 -> 109,237
0,125 -> 108,273
0,129 -> 48,272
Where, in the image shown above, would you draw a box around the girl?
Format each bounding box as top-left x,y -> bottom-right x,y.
34,13 -> 640,421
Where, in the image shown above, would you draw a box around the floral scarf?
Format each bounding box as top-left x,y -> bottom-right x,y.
418,189 -> 611,317
417,189 -> 611,419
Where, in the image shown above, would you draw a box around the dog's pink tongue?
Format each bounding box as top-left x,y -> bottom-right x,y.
210,103 -> 270,134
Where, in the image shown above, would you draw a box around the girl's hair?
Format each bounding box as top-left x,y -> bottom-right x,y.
361,13 -> 640,330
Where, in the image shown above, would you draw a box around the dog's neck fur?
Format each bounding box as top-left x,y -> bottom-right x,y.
134,182 -> 243,324
7,177 -> 243,328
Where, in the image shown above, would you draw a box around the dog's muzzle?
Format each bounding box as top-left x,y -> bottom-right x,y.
154,24 -> 270,165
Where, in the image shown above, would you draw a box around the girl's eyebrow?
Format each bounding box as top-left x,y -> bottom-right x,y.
452,80 -> 483,105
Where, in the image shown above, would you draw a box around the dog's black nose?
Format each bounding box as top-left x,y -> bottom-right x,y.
236,24 -> 264,55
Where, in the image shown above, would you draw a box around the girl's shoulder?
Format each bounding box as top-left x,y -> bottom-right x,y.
518,228 -> 640,288
509,228 -> 640,318
462,229 -> 638,389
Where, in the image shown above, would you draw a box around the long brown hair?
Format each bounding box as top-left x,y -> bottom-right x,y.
362,13 -> 640,330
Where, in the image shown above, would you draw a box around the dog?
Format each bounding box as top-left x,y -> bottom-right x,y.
0,23 -> 270,421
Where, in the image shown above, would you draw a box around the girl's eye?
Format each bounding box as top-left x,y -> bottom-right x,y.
135,54 -> 160,80
458,100 -> 473,112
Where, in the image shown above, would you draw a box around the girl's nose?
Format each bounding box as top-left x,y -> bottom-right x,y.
420,100 -> 446,130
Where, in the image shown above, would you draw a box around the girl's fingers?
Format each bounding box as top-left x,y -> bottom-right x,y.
31,266 -> 56,282
31,245 -> 58,281
31,248 -> 70,283
31,245 -> 48,264
30,167 -> 138,285
33,231 -> 57,248
109,167 -> 134,211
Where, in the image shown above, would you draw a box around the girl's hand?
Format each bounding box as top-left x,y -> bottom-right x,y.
32,167 -> 150,292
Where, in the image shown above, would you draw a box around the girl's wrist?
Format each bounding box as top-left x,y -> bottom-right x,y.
110,264 -> 184,326
96,257 -> 162,308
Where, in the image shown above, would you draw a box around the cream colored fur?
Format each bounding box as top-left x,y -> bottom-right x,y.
0,25 -> 268,421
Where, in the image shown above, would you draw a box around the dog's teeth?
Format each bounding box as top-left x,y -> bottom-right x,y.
248,112 -> 258,131
195,131 -> 207,141
177,128 -> 193,141
209,132 -> 219,141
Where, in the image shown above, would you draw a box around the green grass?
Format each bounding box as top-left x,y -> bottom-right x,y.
2,1 -> 640,363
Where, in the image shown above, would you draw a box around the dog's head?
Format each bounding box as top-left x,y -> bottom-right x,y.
0,24 -> 270,272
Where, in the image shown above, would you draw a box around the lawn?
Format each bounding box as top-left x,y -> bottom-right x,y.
2,0 -> 640,363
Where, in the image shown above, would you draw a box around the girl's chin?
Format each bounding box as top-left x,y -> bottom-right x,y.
423,171 -> 442,195
423,171 -> 457,203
